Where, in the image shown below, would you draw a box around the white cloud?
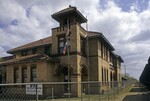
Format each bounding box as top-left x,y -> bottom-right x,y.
0,47 -> 9,57
0,0 -> 150,79
80,0 -> 150,79
0,0 -> 26,24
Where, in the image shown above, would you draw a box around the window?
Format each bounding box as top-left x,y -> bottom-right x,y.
30,64 -> 37,82
101,41 -> 103,58
102,68 -> 103,81
63,18 -> 71,25
110,54 -> 113,63
32,48 -> 37,54
80,36 -> 86,56
106,47 -> 108,61
58,35 -> 70,54
45,45 -> 51,56
22,66 -> 27,83
104,68 -> 106,82
14,67 -> 19,83
58,36 -> 65,54
21,50 -> 28,56
104,45 -> 107,60
102,67 -> 105,85
107,70 -> 108,81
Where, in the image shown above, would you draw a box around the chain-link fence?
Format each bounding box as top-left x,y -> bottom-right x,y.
0,80 -> 135,101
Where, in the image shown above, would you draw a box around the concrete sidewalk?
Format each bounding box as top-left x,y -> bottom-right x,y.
122,82 -> 150,101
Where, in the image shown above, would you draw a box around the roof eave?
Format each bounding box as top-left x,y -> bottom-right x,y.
51,8 -> 87,23
88,34 -> 115,51
111,52 -> 124,62
7,43 -> 52,54
119,56 -> 124,63
0,54 -> 51,66
101,35 -> 115,51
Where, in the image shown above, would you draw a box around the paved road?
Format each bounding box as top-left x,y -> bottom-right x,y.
122,82 -> 150,101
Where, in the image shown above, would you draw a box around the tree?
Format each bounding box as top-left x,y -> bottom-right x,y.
0,58 -> 3,62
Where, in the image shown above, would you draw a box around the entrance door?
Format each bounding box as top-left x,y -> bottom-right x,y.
63,67 -> 70,93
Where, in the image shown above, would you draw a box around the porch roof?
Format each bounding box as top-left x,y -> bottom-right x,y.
0,54 -> 57,66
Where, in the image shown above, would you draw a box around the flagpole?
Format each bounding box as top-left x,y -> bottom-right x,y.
67,18 -> 70,98
86,16 -> 90,100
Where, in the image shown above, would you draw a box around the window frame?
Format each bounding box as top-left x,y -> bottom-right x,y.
80,36 -> 86,56
30,64 -> 37,82
22,66 -> 27,83
45,45 -> 51,56
21,50 -> 29,56
58,34 -> 70,54
32,48 -> 37,54
14,66 -> 19,83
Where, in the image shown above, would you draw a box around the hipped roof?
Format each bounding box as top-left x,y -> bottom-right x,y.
111,51 -> 124,62
88,31 -> 115,51
7,36 -> 52,54
51,5 -> 87,23
7,31 -> 115,54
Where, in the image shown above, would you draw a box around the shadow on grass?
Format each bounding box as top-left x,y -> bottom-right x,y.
130,87 -> 149,92
123,85 -> 150,101
122,93 -> 150,101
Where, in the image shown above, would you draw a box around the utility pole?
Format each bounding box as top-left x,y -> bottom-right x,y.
124,65 -> 126,77
67,18 -> 70,98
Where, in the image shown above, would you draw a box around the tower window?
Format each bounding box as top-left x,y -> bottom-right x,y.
58,35 -> 70,54
80,36 -> 86,56
63,19 -> 71,25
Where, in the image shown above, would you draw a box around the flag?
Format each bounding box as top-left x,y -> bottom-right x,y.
66,26 -> 69,37
63,42 -> 67,54
63,19 -> 69,55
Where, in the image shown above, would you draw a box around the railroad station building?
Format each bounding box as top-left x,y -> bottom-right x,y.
0,6 -> 123,97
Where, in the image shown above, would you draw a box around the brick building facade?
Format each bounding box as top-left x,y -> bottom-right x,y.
0,6 -> 123,96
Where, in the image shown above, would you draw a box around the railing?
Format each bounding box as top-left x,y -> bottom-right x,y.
52,23 -> 77,33
0,80 -> 135,101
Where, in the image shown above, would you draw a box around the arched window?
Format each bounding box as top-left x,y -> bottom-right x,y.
81,66 -> 87,76
30,64 -> 37,82
14,66 -> 19,83
22,65 -> 27,83
102,67 -> 103,81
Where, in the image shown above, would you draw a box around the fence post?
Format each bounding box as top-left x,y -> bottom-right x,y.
36,84 -> 38,101
99,82 -> 101,101
52,87 -> 54,99
81,82 -> 83,101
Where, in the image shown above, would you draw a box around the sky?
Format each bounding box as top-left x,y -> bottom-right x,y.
0,0 -> 150,80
